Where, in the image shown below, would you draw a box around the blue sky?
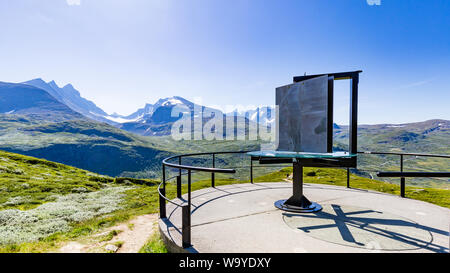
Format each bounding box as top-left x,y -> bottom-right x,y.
0,0 -> 449,124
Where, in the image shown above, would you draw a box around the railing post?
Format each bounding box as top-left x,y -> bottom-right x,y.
159,193 -> 166,219
182,205 -> 191,248
400,155 -> 405,198
250,157 -> 253,183
176,175 -> 182,198
177,157 -> 182,198
347,168 -> 350,188
182,170 -> 192,248
160,164 -> 166,219
188,170 -> 192,206
211,154 -> 215,188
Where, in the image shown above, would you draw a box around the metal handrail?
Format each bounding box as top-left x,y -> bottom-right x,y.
157,153 -> 247,206
359,151 -> 449,197
358,151 -> 450,159
377,172 -> 450,178
162,161 -> 236,173
159,150 -> 449,249
159,151 -> 250,248
157,182 -> 182,207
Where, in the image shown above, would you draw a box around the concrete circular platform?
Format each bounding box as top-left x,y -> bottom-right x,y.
159,182 -> 450,253
283,204 -> 433,251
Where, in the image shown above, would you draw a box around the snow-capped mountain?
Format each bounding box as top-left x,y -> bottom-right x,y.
115,96 -> 226,136
123,103 -> 154,120
226,106 -> 276,124
102,96 -> 194,124
7,78 -> 265,136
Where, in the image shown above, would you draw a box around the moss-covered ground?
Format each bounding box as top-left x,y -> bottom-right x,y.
0,150 -> 448,253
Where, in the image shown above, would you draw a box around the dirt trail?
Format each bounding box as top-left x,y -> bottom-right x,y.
58,214 -> 158,253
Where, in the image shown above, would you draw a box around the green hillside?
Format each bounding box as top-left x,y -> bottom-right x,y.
0,116 -> 175,177
1,115 -> 448,189
0,114 -> 263,178
253,167 -> 450,209
1,150 -> 448,253
335,119 -> 450,189
0,150 -> 161,252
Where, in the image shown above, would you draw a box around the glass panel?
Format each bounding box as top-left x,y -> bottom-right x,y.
247,150 -> 356,159
276,75 -> 329,152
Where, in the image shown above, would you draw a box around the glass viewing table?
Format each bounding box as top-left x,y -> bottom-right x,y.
247,151 -> 357,213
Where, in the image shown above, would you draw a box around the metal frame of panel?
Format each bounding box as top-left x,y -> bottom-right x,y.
259,70 -> 362,168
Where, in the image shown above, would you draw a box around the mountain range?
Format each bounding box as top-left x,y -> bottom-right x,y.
0,79 -> 448,188
115,96 -> 230,136
0,81 -> 83,122
19,79 -> 250,136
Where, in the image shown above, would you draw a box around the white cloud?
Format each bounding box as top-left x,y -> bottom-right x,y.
66,0 -> 81,6
366,0 -> 381,5
399,77 -> 437,89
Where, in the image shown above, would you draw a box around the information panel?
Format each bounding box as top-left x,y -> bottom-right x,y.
276,75 -> 329,152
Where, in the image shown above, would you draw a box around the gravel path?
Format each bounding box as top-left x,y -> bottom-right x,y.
59,214 -> 158,253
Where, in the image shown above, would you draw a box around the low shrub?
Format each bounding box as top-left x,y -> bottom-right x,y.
114,177 -> 157,186
0,186 -> 131,245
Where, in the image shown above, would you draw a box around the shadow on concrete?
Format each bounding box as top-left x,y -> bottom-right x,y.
165,183 -> 286,220
160,218 -> 199,253
190,183 -> 289,214
160,182 -> 449,253
284,204 -> 449,253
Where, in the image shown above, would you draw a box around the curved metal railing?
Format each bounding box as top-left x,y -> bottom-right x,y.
359,151 -> 450,197
159,151 -> 249,248
159,150 -> 450,249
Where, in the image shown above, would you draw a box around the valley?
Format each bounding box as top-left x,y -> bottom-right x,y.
0,79 -> 448,189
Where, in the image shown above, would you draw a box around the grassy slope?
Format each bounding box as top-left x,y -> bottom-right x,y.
254,167 -> 450,208
335,120 -> 450,189
0,150 -> 159,252
0,115 -> 262,179
0,117 -> 177,177
0,150 -> 448,253
1,115 -> 448,189
0,149 -> 113,210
